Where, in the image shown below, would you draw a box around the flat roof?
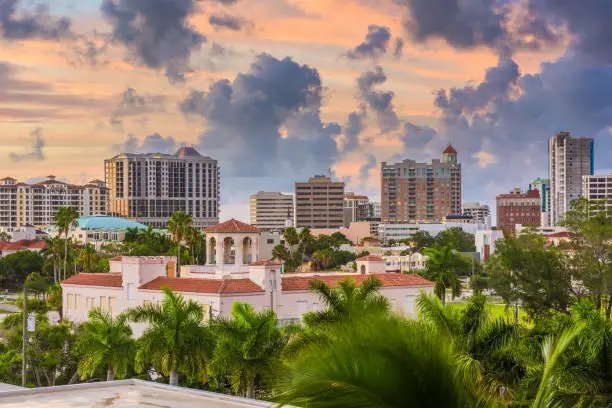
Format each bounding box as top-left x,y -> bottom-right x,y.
0,379 -> 271,408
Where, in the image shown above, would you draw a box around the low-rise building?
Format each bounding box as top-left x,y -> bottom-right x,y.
496,188 -> 541,233
475,230 -> 505,261
0,240 -> 47,257
378,222 -> 487,241
462,202 -> 491,227
310,221 -> 372,245
582,174 -> 612,215
383,253 -> 429,273
61,219 -> 434,329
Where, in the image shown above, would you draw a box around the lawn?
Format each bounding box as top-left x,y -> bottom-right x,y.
447,300 -> 531,326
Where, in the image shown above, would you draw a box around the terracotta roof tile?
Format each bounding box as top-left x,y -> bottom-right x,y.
139,277 -> 264,294
204,219 -> 261,233
443,144 -> 457,154
546,232 -> 572,238
249,260 -> 282,266
282,273 -> 433,291
356,255 -> 385,262
61,273 -> 123,288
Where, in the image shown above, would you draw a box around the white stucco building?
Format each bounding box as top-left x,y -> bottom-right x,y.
61,219 -> 434,329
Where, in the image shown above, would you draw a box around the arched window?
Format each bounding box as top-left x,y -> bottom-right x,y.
242,237 -> 252,264
209,237 -> 216,265
360,265 -> 366,275
223,237 -> 235,264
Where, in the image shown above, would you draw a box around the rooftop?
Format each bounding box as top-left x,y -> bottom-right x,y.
77,216 -> 148,231
443,144 -> 457,154
356,255 -> 385,262
0,379 -> 270,408
140,276 -> 264,294
61,273 -> 123,288
0,240 -> 47,251
282,273 -> 433,291
205,219 -> 261,233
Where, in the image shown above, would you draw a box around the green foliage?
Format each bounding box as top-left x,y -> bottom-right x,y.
74,308 -> 135,381
0,250 -> 44,289
486,232 -> 573,319
435,227 -> 477,252
420,246 -> 469,304
128,287 -> 212,386
167,211 -> 194,271
54,207 -> 79,282
210,302 -> 285,398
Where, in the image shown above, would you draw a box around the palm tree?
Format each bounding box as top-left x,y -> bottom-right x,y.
41,236 -> 63,283
275,313 -> 483,407
78,244 -> 98,272
417,293 -> 518,403
185,226 -> 204,264
167,211 -> 193,274
54,207 -> 79,282
422,245 -> 469,305
124,227 -> 141,243
128,287 -> 212,386
310,249 -> 332,271
302,275 -> 389,327
210,302 -> 285,398
74,308 -> 135,381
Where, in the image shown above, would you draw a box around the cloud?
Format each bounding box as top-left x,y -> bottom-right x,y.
9,127 -> 45,162
393,38 -> 404,58
68,33 -> 109,67
340,110 -> 366,154
395,0 -> 561,55
357,66 -> 399,133
100,0 -> 205,82
472,150 -> 496,168
0,0 -> 72,40
208,13 -> 252,31
112,133 -> 179,154
359,153 -> 377,184
179,53 -> 339,184
346,25 -> 391,60
400,122 -> 437,149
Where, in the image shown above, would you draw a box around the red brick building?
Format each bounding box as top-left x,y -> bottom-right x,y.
496,188 -> 541,232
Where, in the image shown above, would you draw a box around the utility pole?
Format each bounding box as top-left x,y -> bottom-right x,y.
22,285 -> 27,387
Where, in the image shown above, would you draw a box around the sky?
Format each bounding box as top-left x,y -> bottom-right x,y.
1,0 -> 611,222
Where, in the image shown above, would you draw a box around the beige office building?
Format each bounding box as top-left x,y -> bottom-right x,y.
582,174 -> 612,215
105,146 -> 219,229
295,175 -> 344,229
249,191 -> 294,231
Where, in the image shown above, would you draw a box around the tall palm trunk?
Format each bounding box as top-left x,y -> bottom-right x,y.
176,243 -> 181,278
246,380 -> 256,398
63,235 -> 68,281
169,370 -> 179,386
107,366 -> 115,381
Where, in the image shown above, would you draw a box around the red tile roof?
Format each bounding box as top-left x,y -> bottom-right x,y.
249,260 -> 282,266
546,232 -> 572,238
204,219 -> 261,233
61,273 -> 123,287
282,273 -> 433,291
139,277 -> 264,294
356,255 -> 385,262
443,144 -> 457,154
0,240 -> 47,251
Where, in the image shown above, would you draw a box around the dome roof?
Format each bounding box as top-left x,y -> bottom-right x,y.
175,146 -> 203,157
77,216 -> 148,231
204,219 -> 260,233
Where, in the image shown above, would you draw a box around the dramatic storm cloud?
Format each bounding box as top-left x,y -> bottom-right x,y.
179,53 -> 339,179
208,13 -> 252,31
9,127 -> 45,162
0,0 -> 72,40
101,0 -> 205,81
346,25 -> 391,60
357,66 -> 399,133
112,133 -> 179,154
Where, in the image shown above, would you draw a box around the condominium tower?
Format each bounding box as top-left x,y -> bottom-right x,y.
549,132 -> 594,225
295,175 -> 344,229
105,146 -> 219,229
0,175 -> 107,231
529,177 -> 551,226
343,193 -> 370,227
582,174 -> 612,215
249,192 -> 294,231
381,145 -> 462,223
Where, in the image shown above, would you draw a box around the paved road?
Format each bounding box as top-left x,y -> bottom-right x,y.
0,304 -> 19,313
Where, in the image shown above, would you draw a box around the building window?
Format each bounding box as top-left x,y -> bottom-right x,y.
100,296 -> 107,312
74,295 -> 81,312
67,294 -> 74,310
109,297 -> 116,315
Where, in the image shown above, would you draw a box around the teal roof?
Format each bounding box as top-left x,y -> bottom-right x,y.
77,216 -> 148,231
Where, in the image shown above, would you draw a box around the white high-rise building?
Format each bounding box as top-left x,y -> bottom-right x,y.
462,202 -> 491,227
105,146 -> 219,229
549,132 -> 594,226
582,174 -> 612,215
0,176 -> 107,232
249,192 -> 294,231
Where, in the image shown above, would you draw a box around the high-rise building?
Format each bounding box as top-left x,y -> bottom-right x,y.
369,201 -> 381,219
549,132 -> 594,225
582,174 -> 612,215
343,193 -> 370,227
496,188 -> 541,232
249,192 -> 294,231
381,145 -> 462,223
295,175 -> 344,229
105,146 -> 219,229
529,177 -> 551,226
462,202 -> 491,227
0,175 -> 107,231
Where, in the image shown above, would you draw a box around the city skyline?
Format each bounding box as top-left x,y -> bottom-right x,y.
1,0 -> 612,222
